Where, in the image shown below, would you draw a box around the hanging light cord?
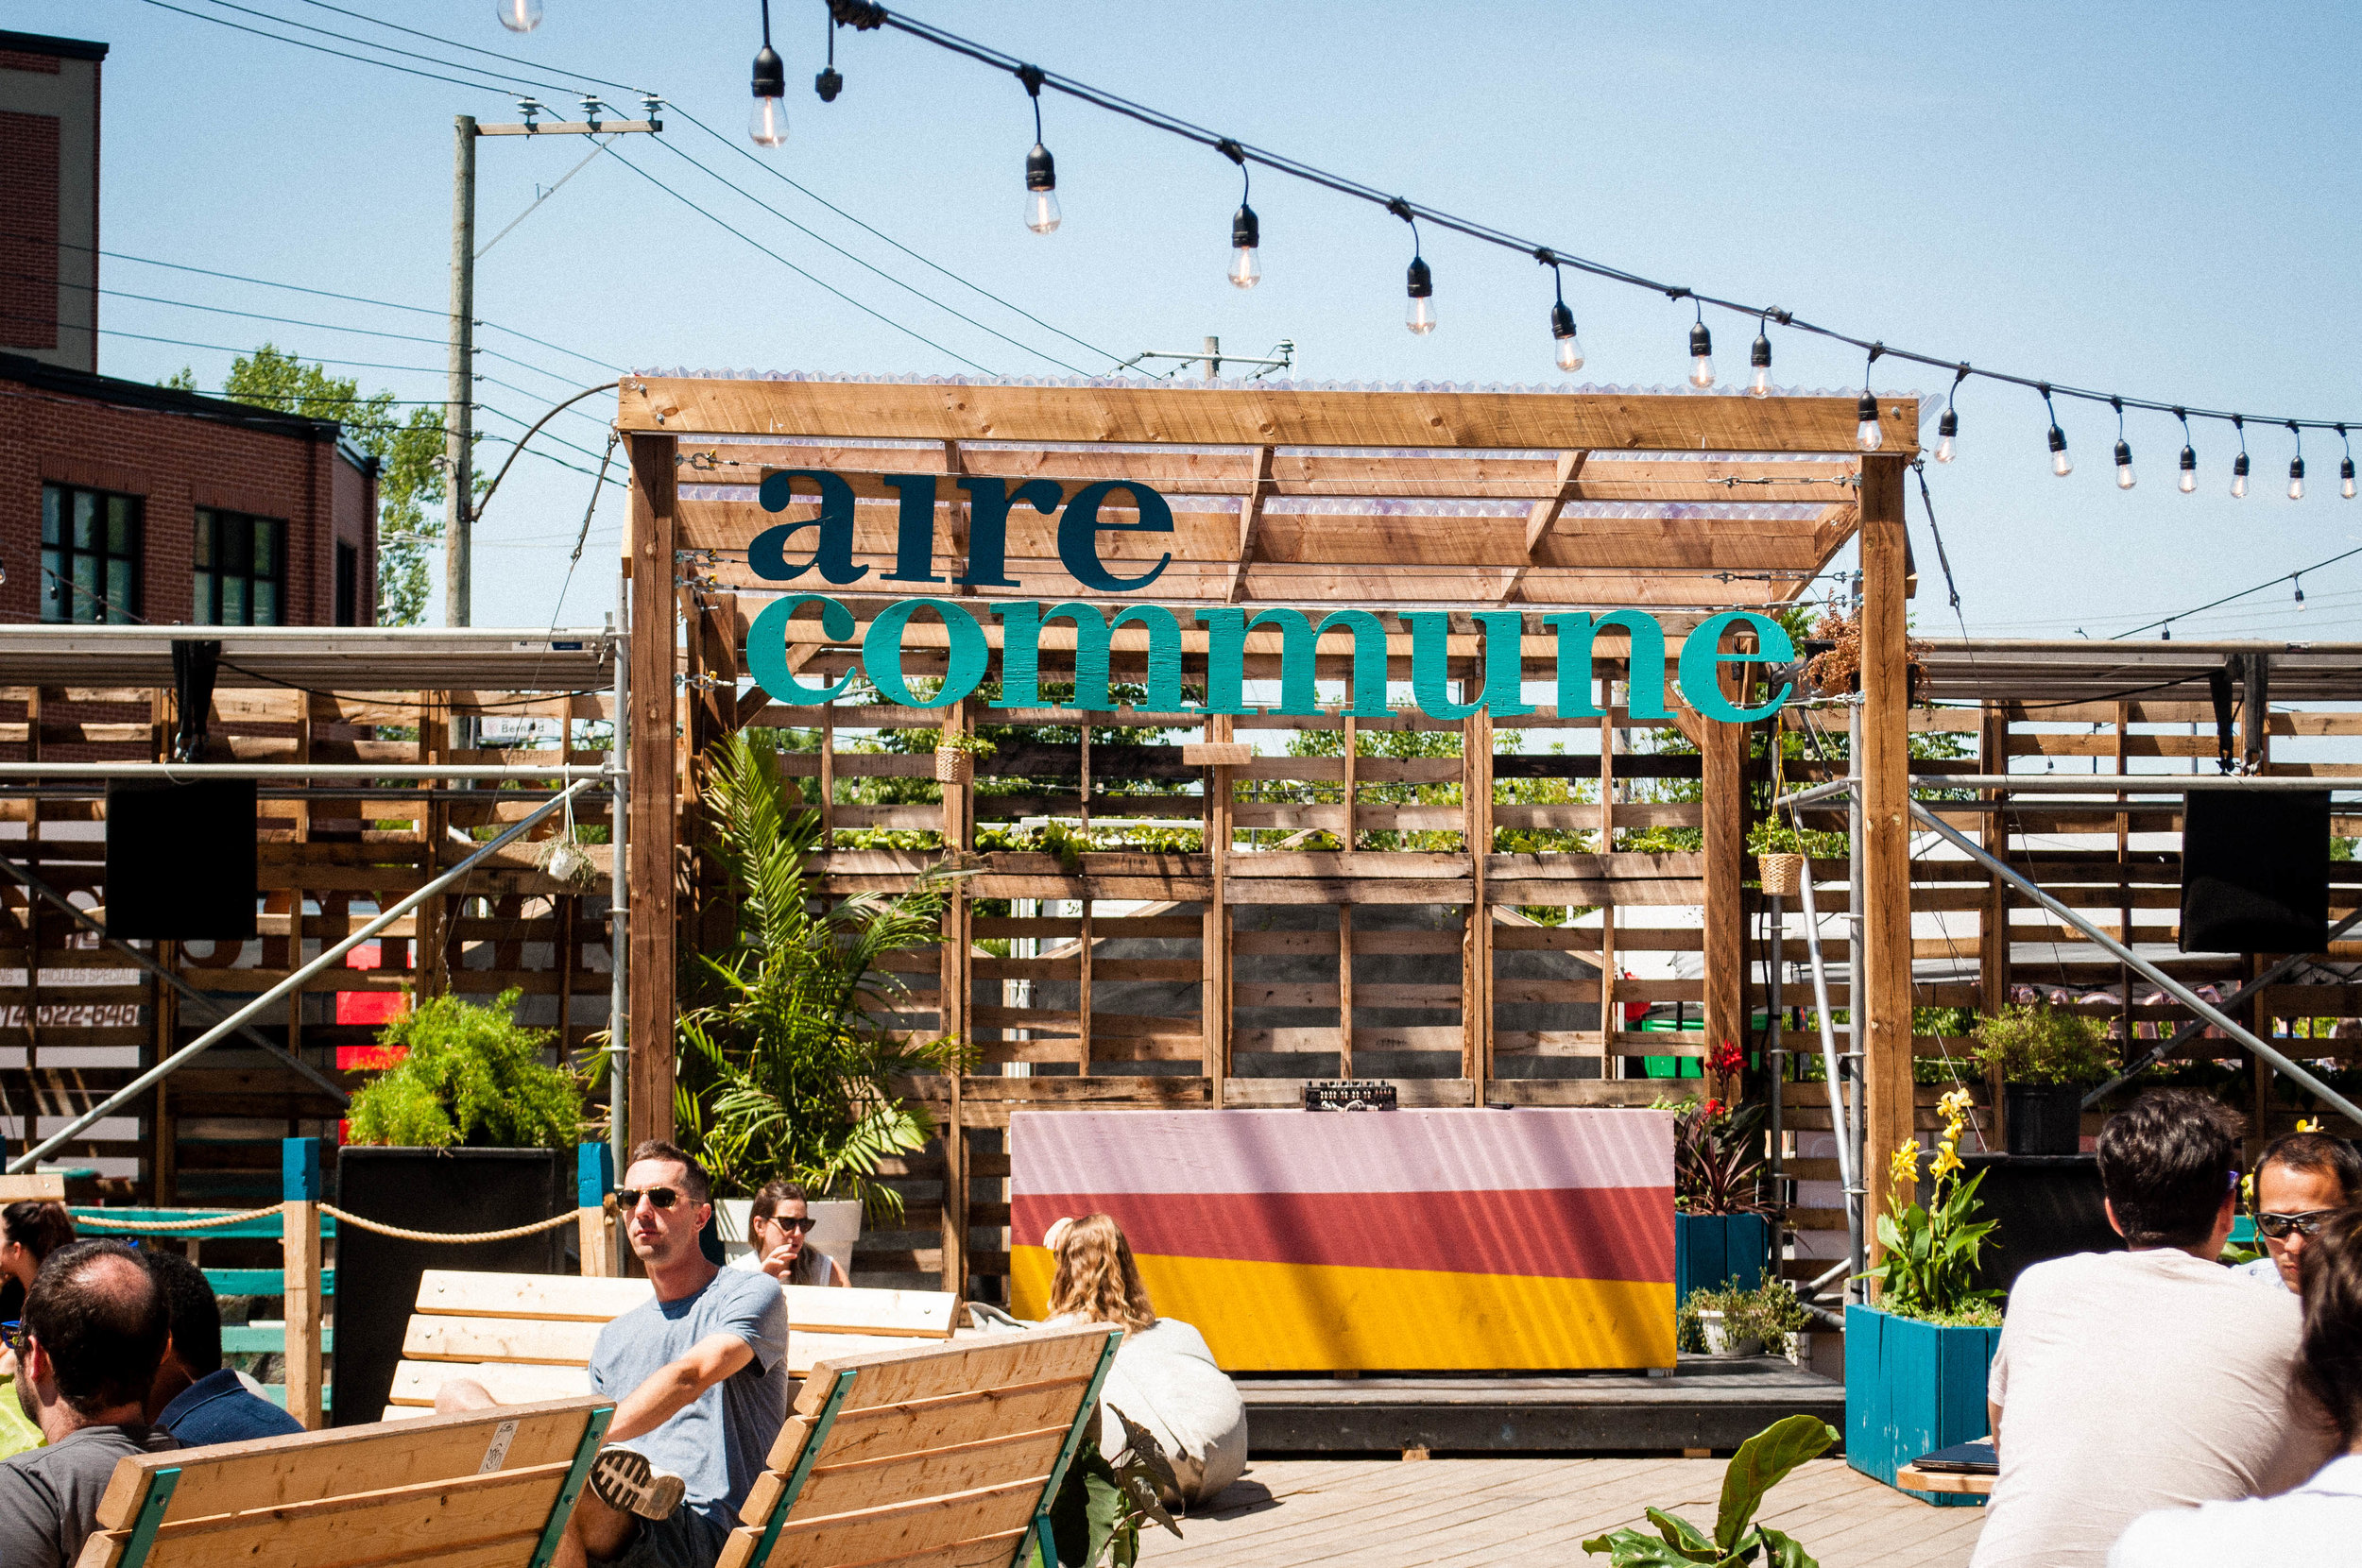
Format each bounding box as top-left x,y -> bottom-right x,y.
816,0 -> 2358,434
2114,539 -> 2362,639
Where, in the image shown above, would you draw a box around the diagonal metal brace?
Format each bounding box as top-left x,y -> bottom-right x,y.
0,849 -> 351,1106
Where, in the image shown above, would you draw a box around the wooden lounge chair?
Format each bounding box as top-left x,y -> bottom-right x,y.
388,1270 -> 963,1419
73,1396 -> 610,1568
720,1321 -> 1121,1568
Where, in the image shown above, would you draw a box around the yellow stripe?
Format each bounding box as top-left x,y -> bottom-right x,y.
1009,1248 -> 1673,1372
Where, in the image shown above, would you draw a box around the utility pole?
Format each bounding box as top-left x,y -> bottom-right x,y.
445,96 -> 661,627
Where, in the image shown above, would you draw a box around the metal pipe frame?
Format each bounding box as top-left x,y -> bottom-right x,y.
1790,827 -> 1862,1296
6,778 -> 600,1173
607,597 -> 629,1182
1780,774 -> 2362,807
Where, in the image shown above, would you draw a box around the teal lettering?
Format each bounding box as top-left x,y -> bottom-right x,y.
1541,610 -> 1669,720
745,594 -> 856,705
864,598 -> 989,709
1677,610 -> 1795,724
1249,607 -> 1391,717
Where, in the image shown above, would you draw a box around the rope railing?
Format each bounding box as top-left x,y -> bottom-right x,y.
71,1204 -> 286,1233
316,1204 -> 583,1245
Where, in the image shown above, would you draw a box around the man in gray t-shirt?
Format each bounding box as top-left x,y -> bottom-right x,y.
561,1143 -> 790,1568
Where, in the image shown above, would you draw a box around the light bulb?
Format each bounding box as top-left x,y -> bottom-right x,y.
1748,331 -> 1772,399
2232,452 -> 2250,499
1024,143 -> 1060,233
748,43 -> 787,147
2114,438 -> 2135,490
1228,204 -> 1260,289
2295,584 -> 2307,611
1550,300 -> 1583,372
2178,446 -> 2198,492
1406,256 -> 1435,335
2048,424 -> 2071,478
1935,407 -> 1959,464
1687,321 -> 1714,388
2342,457 -> 2356,499
1856,391 -> 1882,452
2289,457 -> 2306,501
495,0 -> 542,31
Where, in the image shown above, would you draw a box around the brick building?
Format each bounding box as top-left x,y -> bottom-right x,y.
2,29 -> 103,373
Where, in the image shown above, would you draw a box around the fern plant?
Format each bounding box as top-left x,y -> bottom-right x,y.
676,730 -> 969,1219
344,989 -> 584,1149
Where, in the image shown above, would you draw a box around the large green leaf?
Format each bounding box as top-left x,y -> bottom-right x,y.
1644,1508 -> 1720,1561
1713,1416 -> 1839,1551
1582,1529 -> 1724,1566
1754,1525 -> 1820,1568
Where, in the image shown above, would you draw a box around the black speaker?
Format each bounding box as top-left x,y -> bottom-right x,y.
104,779 -> 258,941
2180,788 -> 2329,955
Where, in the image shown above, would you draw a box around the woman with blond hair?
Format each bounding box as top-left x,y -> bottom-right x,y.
1043,1213 -> 1246,1508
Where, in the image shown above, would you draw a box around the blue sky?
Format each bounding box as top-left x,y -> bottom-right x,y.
16,0 -> 2362,636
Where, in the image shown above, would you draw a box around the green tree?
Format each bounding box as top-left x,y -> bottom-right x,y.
168,345 -> 446,623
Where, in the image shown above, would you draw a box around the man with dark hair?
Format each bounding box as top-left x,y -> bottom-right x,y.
0,1241 -> 180,1567
2235,1132 -> 2361,1292
1972,1091 -> 2340,1568
141,1250 -> 303,1445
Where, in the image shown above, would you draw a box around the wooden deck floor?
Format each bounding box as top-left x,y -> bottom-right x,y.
1155,1457 -> 1985,1568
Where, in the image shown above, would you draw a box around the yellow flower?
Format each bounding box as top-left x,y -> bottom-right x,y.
2298,1117 -> 2323,1134
1932,1138 -> 1964,1181
1890,1139 -> 1922,1192
1940,1087 -> 1975,1118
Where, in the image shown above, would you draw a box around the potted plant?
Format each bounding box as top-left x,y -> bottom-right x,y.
337,989 -> 588,1425
677,731 -> 971,1268
1848,1089 -> 2003,1506
934,731 -> 995,787
1678,1279 -> 1812,1360
1675,1098 -> 1775,1304
1752,819 -> 1808,900
1972,1002 -> 2112,1154
1583,1414 -> 1838,1566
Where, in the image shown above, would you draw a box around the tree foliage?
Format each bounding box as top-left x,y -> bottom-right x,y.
343,989 -> 585,1149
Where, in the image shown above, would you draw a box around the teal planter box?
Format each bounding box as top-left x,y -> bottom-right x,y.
1845,1304 -> 2001,1508
1674,1213 -> 1771,1304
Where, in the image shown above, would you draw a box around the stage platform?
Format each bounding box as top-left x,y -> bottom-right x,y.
1241,1355 -> 1845,1455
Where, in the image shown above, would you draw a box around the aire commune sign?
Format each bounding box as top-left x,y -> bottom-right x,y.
739,469 -> 1796,724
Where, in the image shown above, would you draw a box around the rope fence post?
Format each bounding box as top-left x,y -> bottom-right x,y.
282,1137 -> 324,1430
577,1142 -> 616,1277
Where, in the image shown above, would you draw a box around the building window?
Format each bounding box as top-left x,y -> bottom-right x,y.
194,509 -> 284,625
40,484 -> 141,623
335,540 -> 358,626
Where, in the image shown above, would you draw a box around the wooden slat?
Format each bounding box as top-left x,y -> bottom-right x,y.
414,1270 -> 653,1321
386,1359 -> 593,1406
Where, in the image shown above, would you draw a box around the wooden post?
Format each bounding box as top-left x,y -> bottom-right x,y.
1204,713 -> 1233,1108
938,696 -> 972,1299
281,1136 -> 323,1429
625,433 -> 679,1150
1600,692 -> 1617,1074
1978,703 -> 2011,1147
1702,671 -> 1746,1102
1463,707 -> 1493,1101
1858,453 -> 1915,1276
576,1141 -> 617,1277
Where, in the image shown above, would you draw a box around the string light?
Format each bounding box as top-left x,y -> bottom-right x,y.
1749,315 -> 1772,399
1686,299 -> 1714,388
2232,416 -> 2250,499
2287,422 -> 2305,502
495,0 -> 542,33
1218,140 -> 1258,289
1392,198 -> 1433,335
1018,65 -> 1060,234
748,0 -> 787,147
1935,365 -> 1965,462
2176,408 -> 2198,493
814,10 -> 843,101
2294,574 -> 2307,612
2341,427 -> 2355,500
1856,345 -> 1883,452
1537,251 -> 1583,373
2112,397 -> 2135,490
2043,384 -> 2071,478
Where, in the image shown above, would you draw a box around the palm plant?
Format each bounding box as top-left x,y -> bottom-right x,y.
675,730 -> 968,1220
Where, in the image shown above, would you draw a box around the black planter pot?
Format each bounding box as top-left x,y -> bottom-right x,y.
1958,1153 -> 2121,1300
2004,1082 -> 2088,1156
332,1146 -> 572,1427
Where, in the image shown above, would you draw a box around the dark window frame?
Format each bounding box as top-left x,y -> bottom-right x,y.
40,484 -> 143,624
193,508 -> 287,627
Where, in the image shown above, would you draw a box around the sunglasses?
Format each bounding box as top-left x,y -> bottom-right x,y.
757,1215 -> 817,1234
2256,1209 -> 2340,1240
614,1186 -> 694,1212
0,1321 -> 23,1355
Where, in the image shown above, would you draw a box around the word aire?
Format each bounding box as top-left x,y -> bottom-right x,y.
741,469 -> 1794,723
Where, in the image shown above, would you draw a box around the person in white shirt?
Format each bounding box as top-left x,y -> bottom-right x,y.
2112,1206 -> 2362,1565
2234,1132 -> 2358,1292
1969,1090 -> 2341,1568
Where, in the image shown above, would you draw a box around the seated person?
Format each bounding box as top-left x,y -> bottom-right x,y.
728,1180 -> 848,1287
1044,1212 -> 1246,1508
2111,1206 -> 2362,1563
141,1250 -> 304,1444
0,1201 -> 77,1377
2235,1131 -> 2359,1291
1971,1091 -> 2341,1568
0,1241 -> 179,1568
441,1140 -> 789,1568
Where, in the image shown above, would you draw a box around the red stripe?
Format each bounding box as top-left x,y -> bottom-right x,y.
1013,1187 -> 1671,1284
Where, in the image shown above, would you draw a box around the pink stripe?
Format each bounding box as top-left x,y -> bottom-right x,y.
1009,1109 -> 1673,1196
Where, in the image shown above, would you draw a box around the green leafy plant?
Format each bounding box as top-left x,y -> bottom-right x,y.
1583,1414 -> 1839,1566
1046,1406 -> 1183,1567
1676,1099 -> 1773,1216
1678,1279 -> 1814,1358
934,733 -> 999,758
1863,1090 -> 2002,1321
1971,1002 -> 2112,1084
676,730 -> 969,1219
343,989 -> 584,1149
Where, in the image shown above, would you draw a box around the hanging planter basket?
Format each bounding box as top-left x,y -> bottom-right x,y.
1758,852 -> 1805,898
934,747 -> 973,787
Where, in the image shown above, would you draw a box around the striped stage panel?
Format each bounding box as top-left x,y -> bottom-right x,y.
1009,1108 -> 1676,1372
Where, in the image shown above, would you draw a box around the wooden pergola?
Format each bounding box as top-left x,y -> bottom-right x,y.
614,374 -> 1920,1290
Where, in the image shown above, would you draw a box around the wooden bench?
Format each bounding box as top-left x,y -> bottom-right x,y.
74,1396 -> 611,1568
388,1270 -> 964,1419
722,1321 -> 1121,1568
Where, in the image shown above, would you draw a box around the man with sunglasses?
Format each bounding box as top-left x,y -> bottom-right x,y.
2236,1133 -> 2361,1292
562,1140 -> 789,1568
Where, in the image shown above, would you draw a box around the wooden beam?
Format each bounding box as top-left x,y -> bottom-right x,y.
625,432 -> 679,1150
1503,452 -> 1588,602
1204,713 -> 1233,1108
1858,452 -> 1914,1287
1702,699 -> 1744,1100
1224,446 -> 1275,604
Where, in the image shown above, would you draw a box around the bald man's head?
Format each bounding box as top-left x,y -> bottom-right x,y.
26,1241 -> 169,1416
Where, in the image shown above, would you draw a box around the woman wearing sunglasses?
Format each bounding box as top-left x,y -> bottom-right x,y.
728,1180 -> 847,1287
2238,1133 -> 2361,1293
